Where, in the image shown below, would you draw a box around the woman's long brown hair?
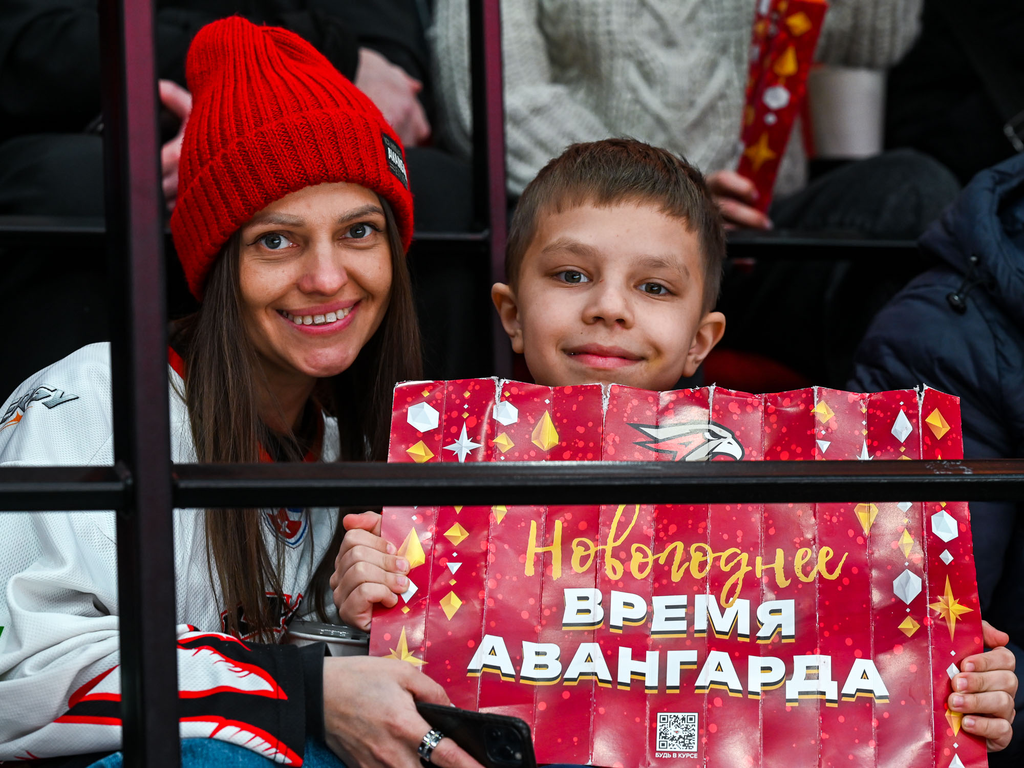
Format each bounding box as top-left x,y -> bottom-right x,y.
172,198 -> 421,641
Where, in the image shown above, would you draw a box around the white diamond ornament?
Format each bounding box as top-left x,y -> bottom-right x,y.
816,440 -> 831,454
892,409 -> 913,443
400,580 -> 419,603
447,562 -> 462,574
407,402 -> 440,432
949,756 -> 965,768
897,501 -> 913,513
946,663 -> 959,680
494,401 -> 519,426
932,510 -> 959,542
859,441 -> 872,461
940,549 -> 954,565
893,569 -> 922,604
444,423 -> 482,463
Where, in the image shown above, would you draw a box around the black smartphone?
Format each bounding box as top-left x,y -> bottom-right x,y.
415,702 -> 537,768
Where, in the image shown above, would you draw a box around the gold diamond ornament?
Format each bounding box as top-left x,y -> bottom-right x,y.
785,11 -> 813,36
397,528 -> 427,570
854,503 -> 879,534
531,411 -> 560,452
945,708 -> 963,736
898,616 -> 921,638
812,401 -> 835,424
492,505 -> 508,523
925,408 -> 951,440
406,441 -> 435,463
899,529 -> 914,558
492,432 -> 515,453
444,522 -> 469,547
773,46 -> 799,77
440,591 -> 463,620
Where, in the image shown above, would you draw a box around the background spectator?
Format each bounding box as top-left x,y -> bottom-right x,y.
850,152 -> 1024,765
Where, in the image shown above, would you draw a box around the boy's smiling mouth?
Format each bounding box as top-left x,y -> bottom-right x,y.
565,344 -> 643,369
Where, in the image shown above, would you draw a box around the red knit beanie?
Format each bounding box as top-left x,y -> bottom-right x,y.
170,16 -> 414,300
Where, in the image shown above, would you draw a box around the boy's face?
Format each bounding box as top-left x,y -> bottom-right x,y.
493,201 -> 726,391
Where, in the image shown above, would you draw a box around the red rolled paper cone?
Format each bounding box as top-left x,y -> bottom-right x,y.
736,0 -> 828,212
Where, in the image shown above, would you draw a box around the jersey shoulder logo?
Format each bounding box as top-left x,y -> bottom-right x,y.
1,385 -> 79,431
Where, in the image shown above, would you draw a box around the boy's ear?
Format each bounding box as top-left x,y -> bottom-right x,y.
683,311 -> 726,378
491,282 -> 525,354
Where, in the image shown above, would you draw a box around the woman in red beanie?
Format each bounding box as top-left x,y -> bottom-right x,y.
0,16 -> 481,768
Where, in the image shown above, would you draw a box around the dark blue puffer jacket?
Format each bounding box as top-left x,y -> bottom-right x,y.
851,152 -> 1024,761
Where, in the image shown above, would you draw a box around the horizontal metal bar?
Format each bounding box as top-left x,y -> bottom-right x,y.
0,466 -> 129,510
4,460 -> 1023,512
172,459 -> 1024,507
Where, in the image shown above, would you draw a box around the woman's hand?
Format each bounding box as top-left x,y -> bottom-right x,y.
949,621 -> 1017,751
331,511 -> 410,630
706,170 -> 773,231
324,656 -> 484,768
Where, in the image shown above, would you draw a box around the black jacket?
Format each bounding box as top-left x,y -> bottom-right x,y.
851,152 -> 1024,761
0,0 -> 431,143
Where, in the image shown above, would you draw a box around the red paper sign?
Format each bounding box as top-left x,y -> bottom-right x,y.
736,0 -> 828,211
371,382 -> 984,768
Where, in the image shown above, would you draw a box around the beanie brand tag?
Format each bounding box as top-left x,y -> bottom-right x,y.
382,134 -> 408,189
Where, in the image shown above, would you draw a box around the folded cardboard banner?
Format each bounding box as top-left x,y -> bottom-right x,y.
736,0 -> 828,211
370,381 -> 984,768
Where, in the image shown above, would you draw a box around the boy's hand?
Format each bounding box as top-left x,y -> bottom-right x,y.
330,511 -> 410,630
706,170 -> 773,231
949,620 -> 1017,751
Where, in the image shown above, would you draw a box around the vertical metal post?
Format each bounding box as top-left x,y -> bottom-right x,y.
469,0 -> 511,377
98,0 -> 179,765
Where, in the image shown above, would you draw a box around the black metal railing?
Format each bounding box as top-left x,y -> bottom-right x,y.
1,2 -> 1021,767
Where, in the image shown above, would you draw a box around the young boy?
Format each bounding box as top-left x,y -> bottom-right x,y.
332,138 -> 1016,751
490,138 -> 726,392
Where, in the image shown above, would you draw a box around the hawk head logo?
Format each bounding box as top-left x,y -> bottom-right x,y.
630,420 -> 744,461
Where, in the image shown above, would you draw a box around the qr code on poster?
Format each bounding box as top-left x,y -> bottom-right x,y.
657,712 -> 698,752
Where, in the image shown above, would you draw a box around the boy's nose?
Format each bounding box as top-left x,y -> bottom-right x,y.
583,281 -> 633,327
298,240 -> 349,295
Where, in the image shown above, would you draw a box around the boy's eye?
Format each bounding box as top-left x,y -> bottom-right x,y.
556,270 -> 589,284
640,282 -> 669,296
257,233 -> 295,250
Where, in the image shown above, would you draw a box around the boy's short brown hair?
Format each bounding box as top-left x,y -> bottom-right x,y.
505,138 -> 726,312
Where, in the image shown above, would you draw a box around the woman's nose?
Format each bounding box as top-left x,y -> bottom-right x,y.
297,240 -> 348,295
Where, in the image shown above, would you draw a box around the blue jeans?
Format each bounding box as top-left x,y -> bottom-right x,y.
88,738 -> 346,767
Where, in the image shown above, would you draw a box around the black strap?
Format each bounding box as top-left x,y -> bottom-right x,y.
934,0 -> 1024,152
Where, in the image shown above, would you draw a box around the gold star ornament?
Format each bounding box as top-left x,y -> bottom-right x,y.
743,133 -> 778,173
385,627 -> 426,667
930,576 -> 973,640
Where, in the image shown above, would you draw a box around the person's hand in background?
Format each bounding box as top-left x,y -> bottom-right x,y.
158,79 -> 192,211
707,170 -> 773,230
355,48 -> 430,147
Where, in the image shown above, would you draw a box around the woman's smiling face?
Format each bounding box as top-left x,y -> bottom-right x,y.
238,182 -> 393,399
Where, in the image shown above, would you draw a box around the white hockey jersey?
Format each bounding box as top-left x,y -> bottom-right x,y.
0,343 -> 341,764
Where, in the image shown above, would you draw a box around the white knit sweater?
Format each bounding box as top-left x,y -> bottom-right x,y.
430,0 -> 923,196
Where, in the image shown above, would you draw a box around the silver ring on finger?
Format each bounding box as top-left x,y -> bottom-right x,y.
418,729 -> 444,763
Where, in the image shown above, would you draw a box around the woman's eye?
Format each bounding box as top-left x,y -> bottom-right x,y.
556,270 -> 588,284
346,222 -> 378,239
257,233 -> 294,250
641,282 -> 669,295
